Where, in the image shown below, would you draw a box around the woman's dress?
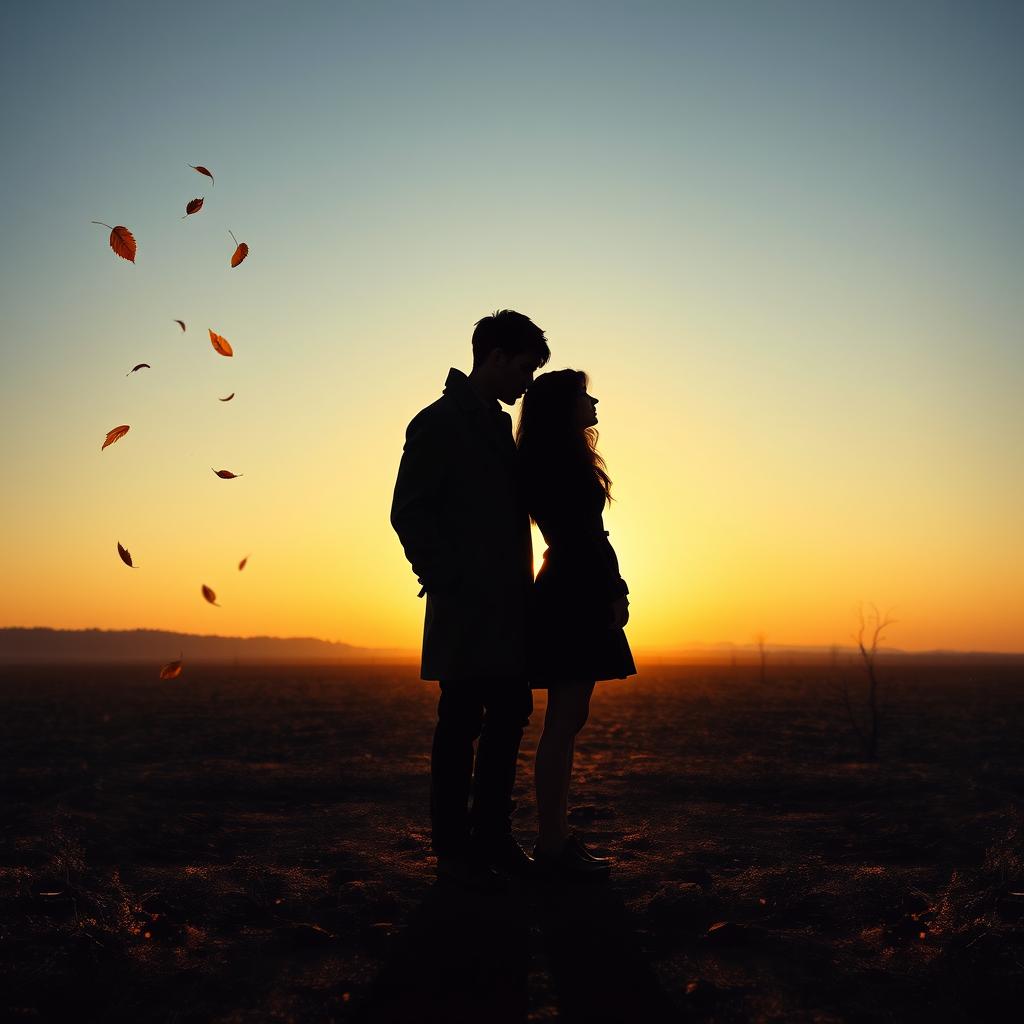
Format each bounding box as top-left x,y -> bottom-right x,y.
527,465 -> 636,685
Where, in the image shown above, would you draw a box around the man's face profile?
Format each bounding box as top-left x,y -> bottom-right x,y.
494,350 -> 539,406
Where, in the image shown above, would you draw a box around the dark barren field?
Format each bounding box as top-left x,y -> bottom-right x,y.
2,661 -> 1023,1023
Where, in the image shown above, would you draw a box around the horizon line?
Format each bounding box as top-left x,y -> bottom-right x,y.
2,625 -> 1022,659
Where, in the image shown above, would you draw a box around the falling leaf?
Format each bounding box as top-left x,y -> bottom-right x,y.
238,555 -> 248,571
101,424 -> 130,450
212,468 -> 242,479
126,363 -> 150,376
116,541 -> 136,568
174,319 -> 186,332
228,229 -> 249,268
219,393 -> 235,402
201,584 -> 219,606
183,197 -> 204,218
188,163 -> 214,185
91,221 -> 137,262
208,329 -> 233,357
159,658 -> 183,680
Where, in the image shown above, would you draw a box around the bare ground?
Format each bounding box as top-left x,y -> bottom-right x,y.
1,661 -> 1023,1022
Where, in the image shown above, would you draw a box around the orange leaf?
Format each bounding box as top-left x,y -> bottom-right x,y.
126,363 -> 150,375
159,658 -> 183,680
188,163 -> 214,185
219,393 -> 235,402
183,197 -> 204,217
101,424 -> 130,450
117,541 -> 136,568
238,555 -> 249,571
92,221 -> 137,262
228,230 -> 248,267
201,584 -> 219,606
212,468 -> 242,479
208,329 -> 233,357
174,319 -> 186,332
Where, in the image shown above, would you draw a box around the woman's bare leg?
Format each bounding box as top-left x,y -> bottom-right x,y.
535,681 -> 594,855
559,736 -> 575,828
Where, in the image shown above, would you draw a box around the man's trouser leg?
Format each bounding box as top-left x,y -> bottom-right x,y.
430,679 -> 484,857
470,677 -> 533,841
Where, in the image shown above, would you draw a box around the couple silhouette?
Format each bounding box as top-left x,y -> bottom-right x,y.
391,310 -> 635,889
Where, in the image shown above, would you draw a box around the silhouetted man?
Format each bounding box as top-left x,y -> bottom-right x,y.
391,310 -> 550,887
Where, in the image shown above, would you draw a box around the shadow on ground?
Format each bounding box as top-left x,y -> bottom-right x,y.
352,876 -> 678,1024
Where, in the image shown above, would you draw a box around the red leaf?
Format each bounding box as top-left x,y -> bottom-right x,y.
126,363 -> 150,375
228,230 -> 249,267
174,319 -> 186,332
92,221 -> 136,262
238,555 -> 249,571
159,657 -> 183,680
116,541 -> 136,568
212,468 -> 242,479
201,584 -> 219,606
219,393 -> 235,402
208,329 -> 233,357
188,164 -> 215,185
183,197 -> 204,218
102,424 -> 130,450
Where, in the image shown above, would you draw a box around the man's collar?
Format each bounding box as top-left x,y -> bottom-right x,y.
444,367 -> 501,415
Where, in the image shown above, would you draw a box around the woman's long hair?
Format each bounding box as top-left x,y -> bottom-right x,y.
515,369 -> 612,512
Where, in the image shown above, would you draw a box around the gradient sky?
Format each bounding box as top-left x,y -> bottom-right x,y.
1,0 -> 1021,654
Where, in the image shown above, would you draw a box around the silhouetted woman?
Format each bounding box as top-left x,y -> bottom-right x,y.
515,369 -> 636,877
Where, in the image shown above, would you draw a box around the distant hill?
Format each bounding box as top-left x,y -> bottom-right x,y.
0,628 -> 409,664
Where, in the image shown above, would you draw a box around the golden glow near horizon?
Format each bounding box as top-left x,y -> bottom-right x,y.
1,3 -> 1022,654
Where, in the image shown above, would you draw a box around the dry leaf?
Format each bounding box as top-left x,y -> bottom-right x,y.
201,584 -> 219,606
101,424 -> 130,450
183,197 -> 204,218
188,163 -> 214,185
174,319 -> 186,332
159,658 -> 183,680
219,392 -> 235,402
117,541 -> 136,568
212,468 -> 242,479
208,329 -> 233,357
238,555 -> 249,571
228,230 -> 249,268
126,363 -> 150,375
92,221 -> 137,262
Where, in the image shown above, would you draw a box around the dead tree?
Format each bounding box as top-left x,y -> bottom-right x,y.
841,603 -> 895,761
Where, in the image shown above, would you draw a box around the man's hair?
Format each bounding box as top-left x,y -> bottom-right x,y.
471,310 -> 550,368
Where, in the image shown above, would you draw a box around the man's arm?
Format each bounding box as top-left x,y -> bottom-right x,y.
390,410 -> 461,597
